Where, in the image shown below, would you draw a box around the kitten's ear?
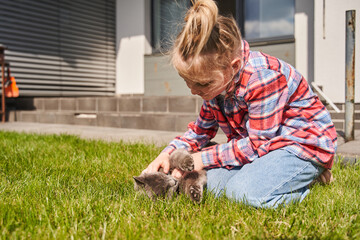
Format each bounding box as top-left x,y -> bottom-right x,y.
133,176 -> 145,185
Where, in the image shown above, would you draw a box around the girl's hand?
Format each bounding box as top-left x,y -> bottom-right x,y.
142,152 -> 170,174
142,151 -> 205,179
191,152 -> 205,171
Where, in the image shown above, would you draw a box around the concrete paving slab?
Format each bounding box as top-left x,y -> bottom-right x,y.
0,122 -> 228,147
336,130 -> 360,164
0,122 -> 358,161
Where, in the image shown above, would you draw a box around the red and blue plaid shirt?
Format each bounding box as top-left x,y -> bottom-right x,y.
163,40 -> 337,169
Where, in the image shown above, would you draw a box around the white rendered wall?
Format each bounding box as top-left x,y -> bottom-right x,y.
314,0 -> 360,103
295,0 -> 314,83
115,0 -> 152,95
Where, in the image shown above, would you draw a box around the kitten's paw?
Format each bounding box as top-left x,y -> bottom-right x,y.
188,185 -> 202,203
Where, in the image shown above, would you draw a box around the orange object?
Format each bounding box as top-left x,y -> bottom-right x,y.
5,76 -> 19,98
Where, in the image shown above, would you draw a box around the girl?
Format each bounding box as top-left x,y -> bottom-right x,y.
143,0 -> 337,208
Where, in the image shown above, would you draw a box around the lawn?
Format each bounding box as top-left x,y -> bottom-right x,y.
0,131 -> 359,239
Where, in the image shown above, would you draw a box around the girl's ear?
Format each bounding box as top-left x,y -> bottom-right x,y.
231,58 -> 242,74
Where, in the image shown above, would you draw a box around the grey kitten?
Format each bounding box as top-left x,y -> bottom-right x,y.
133,149 -> 207,203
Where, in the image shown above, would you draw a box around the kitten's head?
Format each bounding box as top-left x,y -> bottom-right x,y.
133,172 -> 179,200
180,170 -> 207,203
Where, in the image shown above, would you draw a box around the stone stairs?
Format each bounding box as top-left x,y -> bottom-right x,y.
324,103 -> 360,131
4,96 -> 360,132
5,96 -> 202,132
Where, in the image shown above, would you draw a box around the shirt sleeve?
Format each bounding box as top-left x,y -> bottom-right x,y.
200,69 -> 289,169
162,100 -> 219,154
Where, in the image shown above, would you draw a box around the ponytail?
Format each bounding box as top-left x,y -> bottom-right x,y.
171,0 -> 242,79
178,0 -> 218,59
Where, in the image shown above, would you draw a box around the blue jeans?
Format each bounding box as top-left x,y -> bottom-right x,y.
206,149 -> 324,208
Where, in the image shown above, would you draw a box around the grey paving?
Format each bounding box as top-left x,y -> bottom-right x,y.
0,123 -> 358,161
0,122 -> 227,147
336,130 -> 360,164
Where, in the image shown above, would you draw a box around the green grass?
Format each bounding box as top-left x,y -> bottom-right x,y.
0,131 -> 359,239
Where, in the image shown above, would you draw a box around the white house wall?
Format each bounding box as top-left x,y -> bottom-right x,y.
314,0 -> 360,103
115,0 -> 151,95
295,0 -> 314,83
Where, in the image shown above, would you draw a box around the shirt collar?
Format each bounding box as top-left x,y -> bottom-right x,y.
241,40 -> 250,68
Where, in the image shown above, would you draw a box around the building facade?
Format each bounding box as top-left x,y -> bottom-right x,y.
0,0 -> 359,104
116,0 -> 360,103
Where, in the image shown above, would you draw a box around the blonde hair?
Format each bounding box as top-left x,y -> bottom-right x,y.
170,0 -> 242,82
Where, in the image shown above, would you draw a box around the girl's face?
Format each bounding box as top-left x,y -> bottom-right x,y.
182,70 -> 230,100
181,58 -> 241,101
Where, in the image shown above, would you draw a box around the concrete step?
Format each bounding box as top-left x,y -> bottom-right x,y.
329,111 -> 360,120
3,96 -> 360,132
10,110 -> 360,132
6,96 -> 204,115
333,119 -> 360,131
8,110 -> 199,132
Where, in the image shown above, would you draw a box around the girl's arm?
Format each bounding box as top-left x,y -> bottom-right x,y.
144,101 -> 219,174
199,70 -> 290,169
200,68 -> 336,170
162,101 -> 220,155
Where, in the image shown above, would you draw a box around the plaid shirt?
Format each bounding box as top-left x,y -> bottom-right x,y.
163,40 -> 337,169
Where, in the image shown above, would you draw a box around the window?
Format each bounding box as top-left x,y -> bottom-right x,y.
152,0 -> 190,52
243,0 -> 294,41
151,0 -> 295,51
